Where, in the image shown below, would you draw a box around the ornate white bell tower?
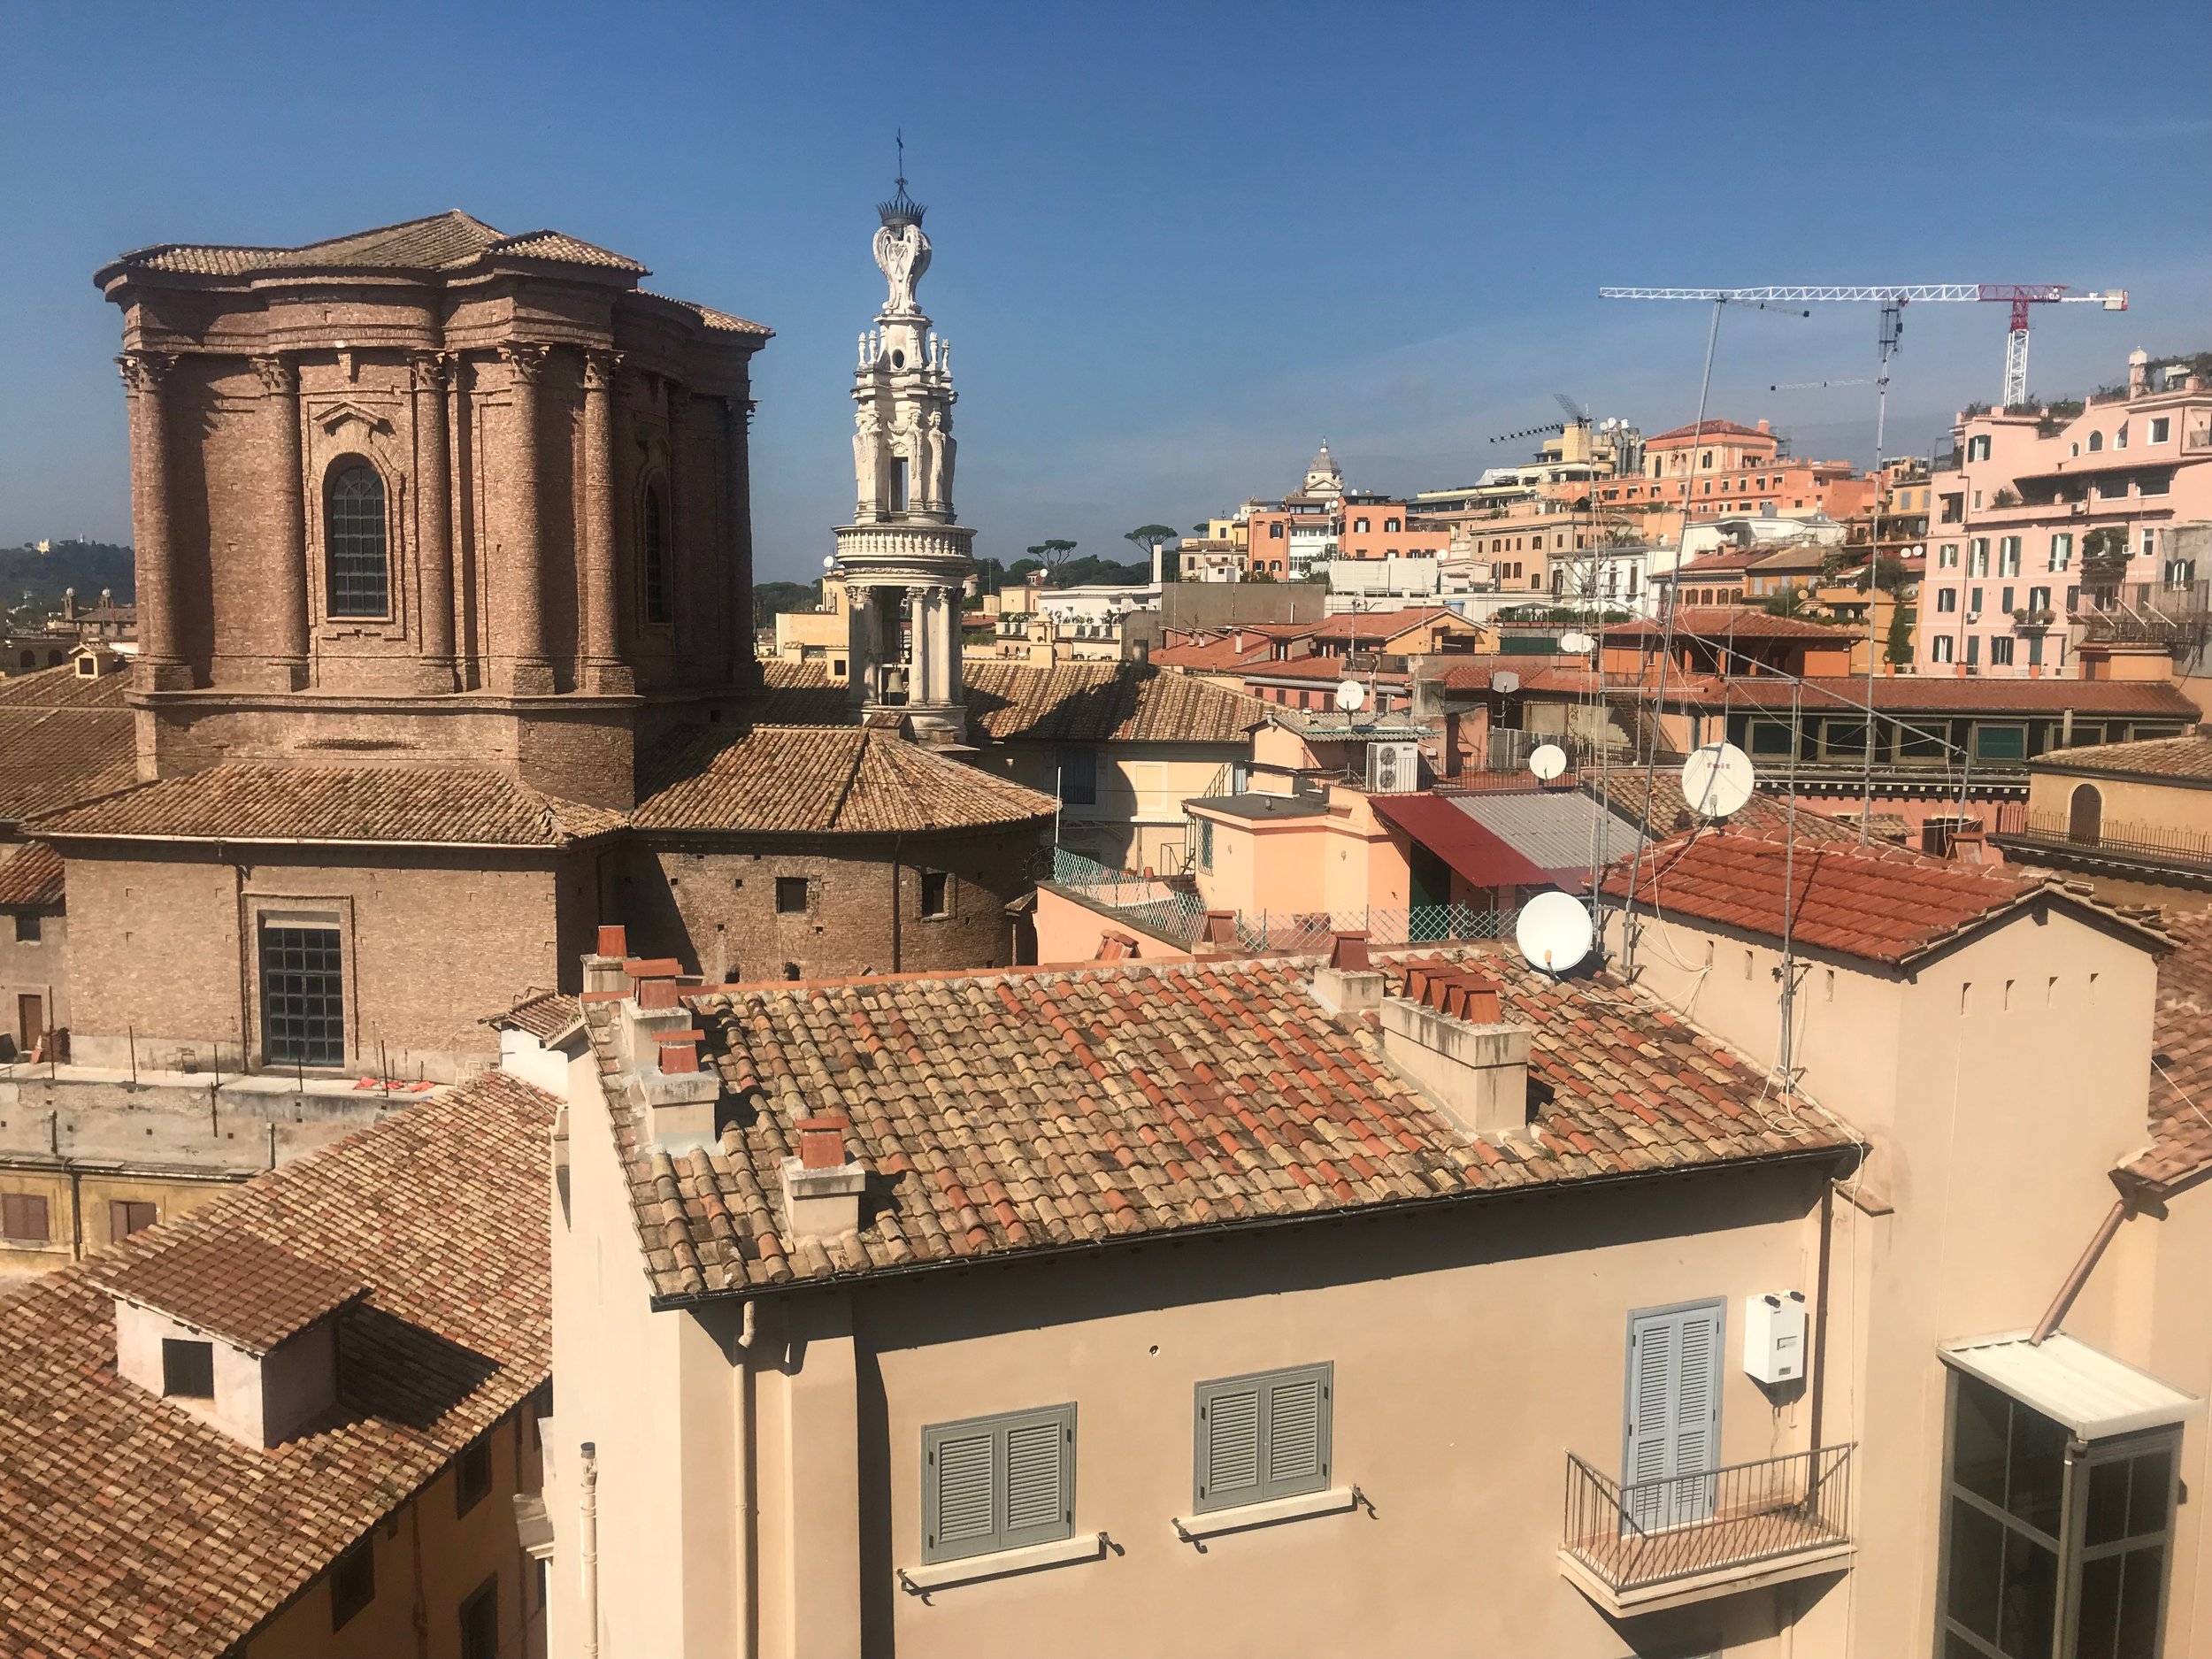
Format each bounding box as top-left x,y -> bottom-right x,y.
833,165 -> 974,744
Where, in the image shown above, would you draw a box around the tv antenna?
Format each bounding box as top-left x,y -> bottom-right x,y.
1516,890 -> 1594,975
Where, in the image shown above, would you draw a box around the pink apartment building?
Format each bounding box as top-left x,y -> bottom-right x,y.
1918,349 -> 2212,675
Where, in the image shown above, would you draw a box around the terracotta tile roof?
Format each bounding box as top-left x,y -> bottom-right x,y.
2128,908 -> 2212,1193
749,659 -> 854,723
105,210 -> 644,279
0,840 -> 65,906
491,988 -> 581,1043
634,726 -> 1057,834
1580,769 -> 1863,845
1608,609 -> 1851,641
102,1234 -> 367,1354
1661,549 -> 1761,577
1599,829 -> 2161,966
0,1071 -> 554,1659
34,764 -> 626,847
636,290 -> 775,339
1150,636 -> 1275,672
0,664 -> 140,827
964,662 -> 1266,746
1434,656 -> 1553,690
1647,418 -> 1775,445
1246,655 -> 1413,683
603,945 -> 1850,1303
1302,606 -> 1479,644
2036,734 -> 2212,784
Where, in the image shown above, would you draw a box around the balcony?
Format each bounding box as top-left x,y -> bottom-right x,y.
1559,1445 -> 1855,1616
1992,807 -> 2212,883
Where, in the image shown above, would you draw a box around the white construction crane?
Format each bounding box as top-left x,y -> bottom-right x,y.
1601,284 -> 2129,409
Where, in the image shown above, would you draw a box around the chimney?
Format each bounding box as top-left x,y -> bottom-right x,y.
616,959 -> 718,1151
2129,349 -> 2149,398
1378,962 -> 1532,1139
782,1114 -> 865,1240
1311,930 -> 1386,1015
1756,419 -> 1770,434
583,926 -> 629,995
1195,909 -> 1241,956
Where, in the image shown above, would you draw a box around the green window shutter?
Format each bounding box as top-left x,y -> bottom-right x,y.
1195,1363 -> 1333,1513
922,1404 -> 1076,1564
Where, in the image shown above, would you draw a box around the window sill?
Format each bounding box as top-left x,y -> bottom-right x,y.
899,1531 -> 1106,1592
1173,1486 -> 1356,1541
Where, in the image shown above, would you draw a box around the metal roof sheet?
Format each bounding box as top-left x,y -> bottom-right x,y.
1448,790 -> 1630,885
1941,1333 -> 2202,1440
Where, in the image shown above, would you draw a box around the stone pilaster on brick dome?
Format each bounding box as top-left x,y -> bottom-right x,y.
833,169 -> 975,747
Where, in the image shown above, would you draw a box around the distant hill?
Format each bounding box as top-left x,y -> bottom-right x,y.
0,543 -> 135,614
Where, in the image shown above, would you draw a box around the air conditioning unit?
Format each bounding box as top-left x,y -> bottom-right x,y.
1365,741 -> 1420,793
1965,612 -> 1980,625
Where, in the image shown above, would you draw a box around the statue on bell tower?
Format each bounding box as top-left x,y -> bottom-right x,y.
831,149 -> 977,746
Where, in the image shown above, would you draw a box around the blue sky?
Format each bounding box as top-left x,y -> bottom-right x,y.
4,1 -> 2208,581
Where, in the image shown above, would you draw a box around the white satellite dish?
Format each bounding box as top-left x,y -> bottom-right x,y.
1559,631 -> 1596,655
1526,742 -> 1568,782
1488,669 -> 1521,693
1334,678 -> 1367,713
822,554 -> 839,571
1516,889 -> 1594,974
1679,741 -> 1757,818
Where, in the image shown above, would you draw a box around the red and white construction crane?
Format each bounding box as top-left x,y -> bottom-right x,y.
1600,283 -> 2129,409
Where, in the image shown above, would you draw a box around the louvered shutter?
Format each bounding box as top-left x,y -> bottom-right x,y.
1624,1302 -> 1724,1531
922,1404 -> 1075,1564
1195,1363 -> 1333,1513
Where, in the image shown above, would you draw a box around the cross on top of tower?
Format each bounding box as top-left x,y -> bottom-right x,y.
879,132 -> 926,229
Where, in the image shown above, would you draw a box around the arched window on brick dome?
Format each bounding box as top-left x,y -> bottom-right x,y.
642,481 -> 672,626
325,461 -> 389,618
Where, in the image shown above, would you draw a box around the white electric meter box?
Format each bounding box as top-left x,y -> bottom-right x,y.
1743,1291 -> 1808,1385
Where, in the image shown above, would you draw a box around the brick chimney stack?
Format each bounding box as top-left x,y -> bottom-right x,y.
783,1114 -> 865,1241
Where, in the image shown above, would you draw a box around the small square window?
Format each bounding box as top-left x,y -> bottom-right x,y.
111,1200 -> 156,1240
12,912 -> 39,944
163,1338 -> 215,1400
456,1439 -> 493,1516
331,1540 -> 375,1631
775,877 -> 810,916
919,871 -> 949,919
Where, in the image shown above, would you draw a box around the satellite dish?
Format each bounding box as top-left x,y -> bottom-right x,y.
1334,679 -> 1367,713
1679,741 -> 1757,818
1488,669 -> 1520,693
822,555 -> 839,571
1559,631 -> 1596,655
1527,742 -> 1568,781
1516,890 -> 1594,974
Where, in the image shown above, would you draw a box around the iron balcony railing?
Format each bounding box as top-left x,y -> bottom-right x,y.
1993,805 -> 2212,873
1563,1444 -> 1855,1596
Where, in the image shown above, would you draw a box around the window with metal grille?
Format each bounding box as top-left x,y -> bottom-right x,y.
921,1403 -> 1075,1564
642,483 -> 672,625
0,1192 -> 49,1241
326,464 -> 389,618
1194,1362 -> 1333,1513
260,923 -> 344,1067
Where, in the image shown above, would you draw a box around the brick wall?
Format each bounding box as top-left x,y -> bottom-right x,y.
620,824 -> 1045,983
60,845 -> 586,1078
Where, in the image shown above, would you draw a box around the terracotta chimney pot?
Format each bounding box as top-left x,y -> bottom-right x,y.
639,978 -> 682,1010
596,925 -> 628,957
796,1114 -> 851,1171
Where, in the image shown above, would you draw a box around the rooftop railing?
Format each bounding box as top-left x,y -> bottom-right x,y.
1992,806 -> 2212,874
1562,1444 -> 1855,1601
